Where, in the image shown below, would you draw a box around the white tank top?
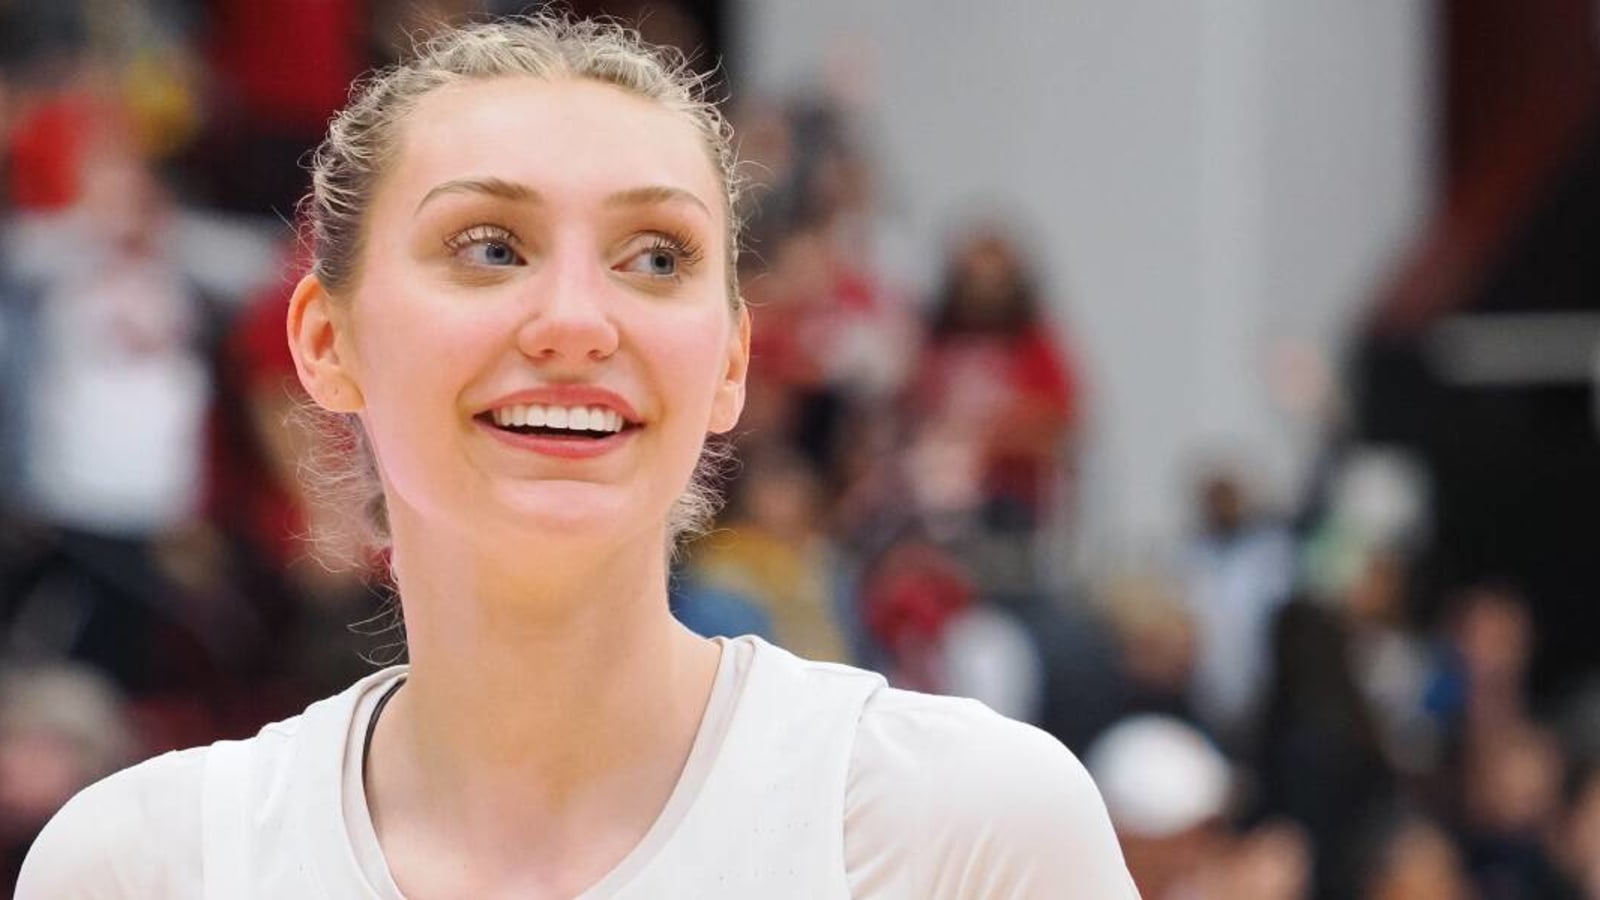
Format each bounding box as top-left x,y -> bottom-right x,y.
200,637 -> 880,898
19,635 -> 1140,898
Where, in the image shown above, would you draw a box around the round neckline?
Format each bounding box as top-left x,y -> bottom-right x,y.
334,637 -> 749,899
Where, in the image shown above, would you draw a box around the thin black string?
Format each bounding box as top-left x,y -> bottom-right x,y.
363,677 -> 406,772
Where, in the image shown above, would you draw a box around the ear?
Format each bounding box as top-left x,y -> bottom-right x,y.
286,273 -> 364,413
708,305 -> 750,434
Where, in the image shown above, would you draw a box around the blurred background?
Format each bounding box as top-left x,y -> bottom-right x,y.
1,0 -> 1598,897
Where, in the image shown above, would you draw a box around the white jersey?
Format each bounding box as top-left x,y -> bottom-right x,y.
18,635 -> 1139,898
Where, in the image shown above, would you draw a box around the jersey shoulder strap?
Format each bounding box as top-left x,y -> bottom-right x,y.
628,639 -> 884,897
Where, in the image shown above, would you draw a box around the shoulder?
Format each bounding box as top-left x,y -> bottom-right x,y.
848,688 -> 1106,835
844,687 -> 1139,899
15,746 -> 208,899
742,635 -> 886,702
16,671 -> 386,899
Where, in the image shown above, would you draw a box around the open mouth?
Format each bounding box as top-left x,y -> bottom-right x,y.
479,403 -> 638,440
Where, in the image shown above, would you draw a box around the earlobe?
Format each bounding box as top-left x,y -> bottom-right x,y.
286,273 -> 364,413
708,306 -> 751,434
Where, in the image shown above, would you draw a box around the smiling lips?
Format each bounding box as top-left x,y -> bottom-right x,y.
477,390 -> 642,458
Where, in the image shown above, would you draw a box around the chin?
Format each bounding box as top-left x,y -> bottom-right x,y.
487,480 -> 668,548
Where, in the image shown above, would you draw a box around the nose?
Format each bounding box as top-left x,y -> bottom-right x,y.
515,240 -> 621,364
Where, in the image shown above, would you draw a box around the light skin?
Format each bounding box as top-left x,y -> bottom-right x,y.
287,76 -> 751,898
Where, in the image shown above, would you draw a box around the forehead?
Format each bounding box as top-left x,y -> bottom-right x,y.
383,76 -> 722,217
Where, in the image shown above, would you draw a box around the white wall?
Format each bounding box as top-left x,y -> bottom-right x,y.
734,0 -> 1433,565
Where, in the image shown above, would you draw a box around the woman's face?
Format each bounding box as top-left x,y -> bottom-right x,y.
318,77 -> 747,551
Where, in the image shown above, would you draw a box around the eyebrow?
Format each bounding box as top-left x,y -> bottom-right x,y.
414,178 -> 711,219
603,185 -> 712,219
415,177 -> 540,214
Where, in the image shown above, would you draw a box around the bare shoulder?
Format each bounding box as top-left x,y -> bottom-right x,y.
845,688 -> 1139,899
15,746 -> 207,899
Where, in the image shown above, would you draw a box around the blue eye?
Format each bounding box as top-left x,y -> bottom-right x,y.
640,248 -> 678,276
445,225 -> 524,267
466,240 -> 519,267
620,232 -> 702,280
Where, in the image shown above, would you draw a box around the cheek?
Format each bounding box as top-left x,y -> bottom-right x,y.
352,271 -> 504,390
347,280 -> 498,463
638,310 -> 732,416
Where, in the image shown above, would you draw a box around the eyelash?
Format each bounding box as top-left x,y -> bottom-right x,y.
442,223 -> 521,261
639,229 -> 705,279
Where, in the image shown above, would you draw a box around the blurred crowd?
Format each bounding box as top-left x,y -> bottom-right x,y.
1,2 -> 1597,899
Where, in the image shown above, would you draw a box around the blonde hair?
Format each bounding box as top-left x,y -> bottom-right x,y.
300,15 -> 742,559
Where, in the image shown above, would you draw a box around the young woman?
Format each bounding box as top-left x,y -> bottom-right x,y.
19,17 -> 1138,899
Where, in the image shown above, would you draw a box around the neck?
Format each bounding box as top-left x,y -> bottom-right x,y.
367,504 -> 721,882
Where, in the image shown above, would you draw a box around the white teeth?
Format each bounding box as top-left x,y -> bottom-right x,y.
489,403 -> 627,433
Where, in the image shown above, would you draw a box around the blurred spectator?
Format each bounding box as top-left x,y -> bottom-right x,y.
1449,584 -> 1539,739
689,447 -> 850,663
1301,447 -> 1431,600
191,0 -> 367,214
6,84 -> 103,210
906,227 -> 1081,544
1089,713 -> 1232,849
1553,760 -> 1600,898
1088,713 -> 1311,900
14,137 -> 211,534
1,130 -> 233,691
1343,548 -> 1445,775
1361,813 -> 1473,900
1180,467 -> 1295,740
1253,601 -> 1397,900
742,90 -> 921,299
1458,723 -> 1572,899
742,224 -> 912,474
1014,587 -> 1125,752
0,663 -> 133,892
3,1 -> 201,211
1103,572 -> 1200,725
937,599 -> 1044,724
731,99 -> 799,232
857,535 -> 974,693
855,533 -> 1047,722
